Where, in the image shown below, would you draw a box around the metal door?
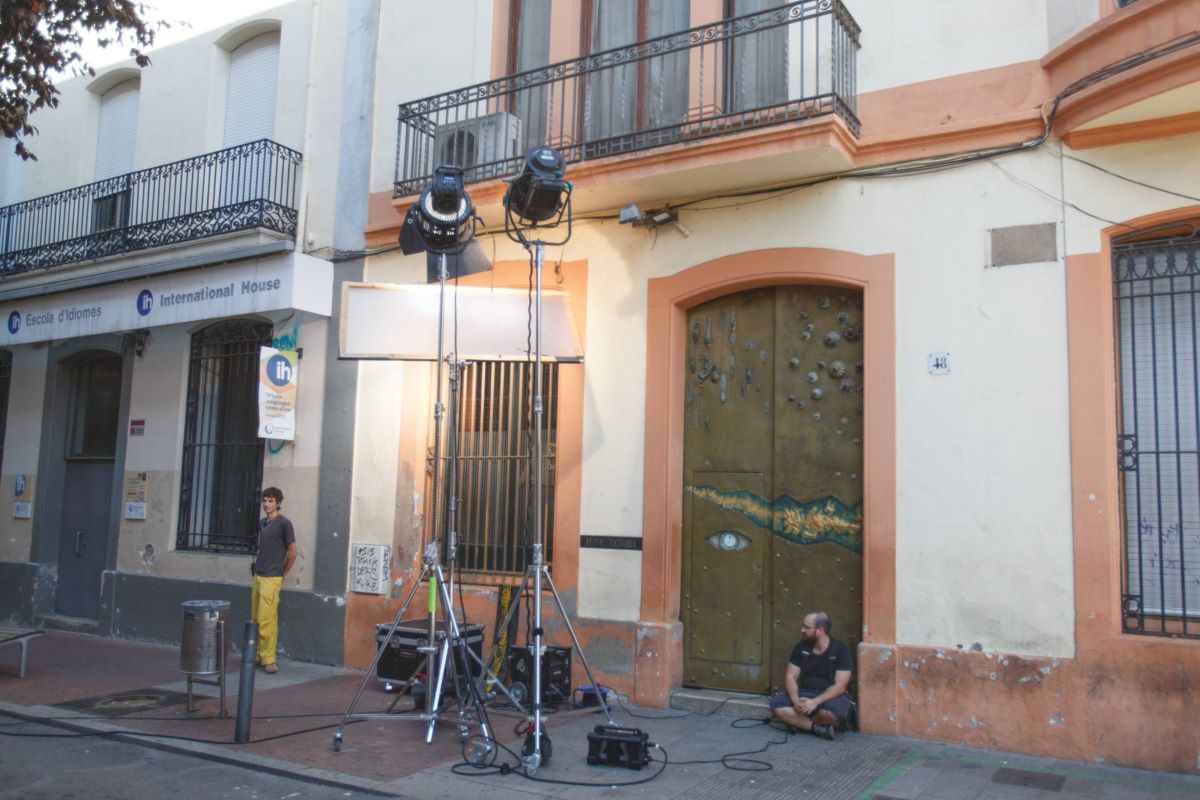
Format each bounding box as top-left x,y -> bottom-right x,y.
682,286 -> 863,693
55,354 -> 122,619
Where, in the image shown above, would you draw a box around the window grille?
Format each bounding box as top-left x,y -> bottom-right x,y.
177,319 -> 271,553
1114,229 -> 1200,636
432,360 -> 558,578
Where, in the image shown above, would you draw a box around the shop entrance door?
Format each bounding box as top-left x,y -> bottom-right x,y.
55,354 -> 122,619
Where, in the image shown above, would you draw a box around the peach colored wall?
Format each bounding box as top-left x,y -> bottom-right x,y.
861,209 -> 1200,775
344,260 -> 591,673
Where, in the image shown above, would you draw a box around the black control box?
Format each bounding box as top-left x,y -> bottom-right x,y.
586,724 -> 652,769
375,619 -> 484,696
508,645 -> 572,703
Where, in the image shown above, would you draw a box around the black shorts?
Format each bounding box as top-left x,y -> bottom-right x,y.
769,690 -> 854,726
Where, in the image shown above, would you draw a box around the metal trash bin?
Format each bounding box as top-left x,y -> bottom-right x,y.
180,600 -> 230,675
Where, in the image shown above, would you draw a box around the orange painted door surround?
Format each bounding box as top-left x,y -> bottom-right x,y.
682,285 -> 864,693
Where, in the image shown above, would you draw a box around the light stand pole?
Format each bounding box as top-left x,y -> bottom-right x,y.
492,146 -> 614,775
334,168 -> 503,758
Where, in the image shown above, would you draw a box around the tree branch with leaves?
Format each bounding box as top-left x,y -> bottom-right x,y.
0,0 -> 166,159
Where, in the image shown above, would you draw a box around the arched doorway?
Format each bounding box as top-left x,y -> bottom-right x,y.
635,248 -> 895,708
681,285 -> 864,693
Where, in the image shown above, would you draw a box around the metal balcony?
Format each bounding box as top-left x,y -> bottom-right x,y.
0,139 -> 302,276
394,0 -> 861,197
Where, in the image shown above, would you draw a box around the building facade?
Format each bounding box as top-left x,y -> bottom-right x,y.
3,0 -> 1198,776
354,0 -> 1200,774
0,0 -> 380,665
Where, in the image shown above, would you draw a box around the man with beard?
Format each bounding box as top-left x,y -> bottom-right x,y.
769,611 -> 854,740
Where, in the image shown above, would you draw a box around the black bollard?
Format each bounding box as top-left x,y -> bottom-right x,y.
234,621 -> 258,743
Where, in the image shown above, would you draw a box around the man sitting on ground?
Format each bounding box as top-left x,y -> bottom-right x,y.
769,611 -> 854,740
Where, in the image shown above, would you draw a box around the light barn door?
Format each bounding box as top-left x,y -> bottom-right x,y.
682,286 -> 864,693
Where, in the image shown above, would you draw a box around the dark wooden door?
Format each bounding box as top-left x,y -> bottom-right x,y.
682,286 -> 864,693
55,354 -> 121,619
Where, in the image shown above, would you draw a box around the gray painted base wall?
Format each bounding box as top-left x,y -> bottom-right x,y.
0,561 -> 52,623
102,571 -> 345,665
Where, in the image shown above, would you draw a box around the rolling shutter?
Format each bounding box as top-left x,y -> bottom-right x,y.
94,80 -> 140,180
223,32 -> 281,147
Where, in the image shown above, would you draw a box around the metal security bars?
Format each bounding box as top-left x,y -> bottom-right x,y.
1114,230 -> 1200,637
395,0 -> 860,196
177,320 -> 272,553
433,360 -> 558,578
0,139 -> 301,275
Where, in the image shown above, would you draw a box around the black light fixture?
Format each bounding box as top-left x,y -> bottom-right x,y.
401,165 -> 475,255
504,146 -> 571,230
400,164 -> 490,281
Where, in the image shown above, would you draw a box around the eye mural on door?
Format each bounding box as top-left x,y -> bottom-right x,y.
682,285 -> 864,693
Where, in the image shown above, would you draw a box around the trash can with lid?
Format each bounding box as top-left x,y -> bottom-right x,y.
180,600 -> 230,675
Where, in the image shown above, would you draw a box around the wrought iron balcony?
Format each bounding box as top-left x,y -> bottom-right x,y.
0,139 -> 302,276
394,0 -> 860,197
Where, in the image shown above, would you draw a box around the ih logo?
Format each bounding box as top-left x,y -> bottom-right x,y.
267,354 -> 293,387
136,289 -> 153,317
6,311 -> 19,334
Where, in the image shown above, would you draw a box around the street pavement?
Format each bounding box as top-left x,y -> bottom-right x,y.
1,629 -> 1198,798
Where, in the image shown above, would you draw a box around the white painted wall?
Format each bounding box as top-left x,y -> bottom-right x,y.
15,1 -> 318,215
115,309 -> 328,589
851,0 -> 1049,93
0,347 -> 48,562
370,0 -> 497,193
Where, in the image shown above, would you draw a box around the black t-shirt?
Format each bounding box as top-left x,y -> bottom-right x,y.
789,637 -> 853,693
252,514 -> 296,577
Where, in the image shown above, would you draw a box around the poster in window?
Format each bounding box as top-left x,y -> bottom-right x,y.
258,347 -> 298,440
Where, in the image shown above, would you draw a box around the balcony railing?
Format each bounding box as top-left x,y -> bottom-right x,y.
0,139 -> 302,276
394,0 -> 860,196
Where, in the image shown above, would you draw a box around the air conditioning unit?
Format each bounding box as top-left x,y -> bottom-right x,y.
433,112 -> 523,180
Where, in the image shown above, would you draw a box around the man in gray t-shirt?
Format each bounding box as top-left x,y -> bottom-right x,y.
251,487 -> 296,673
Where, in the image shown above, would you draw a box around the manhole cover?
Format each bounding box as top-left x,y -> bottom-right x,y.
992,767 -> 1066,792
54,689 -> 191,717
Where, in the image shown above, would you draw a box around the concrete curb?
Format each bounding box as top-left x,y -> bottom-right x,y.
0,700 -> 406,797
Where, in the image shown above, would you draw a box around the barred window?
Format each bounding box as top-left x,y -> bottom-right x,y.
433,360 -> 558,577
1114,230 -> 1200,636
176,319 -> 271,553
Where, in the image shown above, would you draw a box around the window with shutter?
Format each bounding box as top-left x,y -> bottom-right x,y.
94,80 -> 139,180
223,32 -> 281,148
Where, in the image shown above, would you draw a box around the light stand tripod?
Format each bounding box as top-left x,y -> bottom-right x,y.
491,150 -> 615,775
332,249 -> 505,756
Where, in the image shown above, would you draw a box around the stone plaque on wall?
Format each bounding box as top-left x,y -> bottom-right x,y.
349,543 -> 391,595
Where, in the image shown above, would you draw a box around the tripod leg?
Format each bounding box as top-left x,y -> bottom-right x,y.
543,567 -> 615,724
479,567 -> 532,694
425,632 -> 453,744
435,572 -> 493,745
335,564 -> 430,746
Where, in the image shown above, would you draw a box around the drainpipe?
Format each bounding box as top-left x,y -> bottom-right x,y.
292,0 -> 323,252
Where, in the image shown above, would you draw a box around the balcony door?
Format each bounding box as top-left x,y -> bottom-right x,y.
584,0 -> 689,145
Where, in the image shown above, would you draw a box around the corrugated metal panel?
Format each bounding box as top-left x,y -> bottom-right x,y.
94,80 -> 140,180
223,32 -> 280,147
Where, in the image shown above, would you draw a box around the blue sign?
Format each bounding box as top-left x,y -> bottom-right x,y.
6,311 -> 19,334
136,289 -> 153,317
266,354 -> 293,387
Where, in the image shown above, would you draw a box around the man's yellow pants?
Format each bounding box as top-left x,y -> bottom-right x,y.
250,576 -> 283,666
